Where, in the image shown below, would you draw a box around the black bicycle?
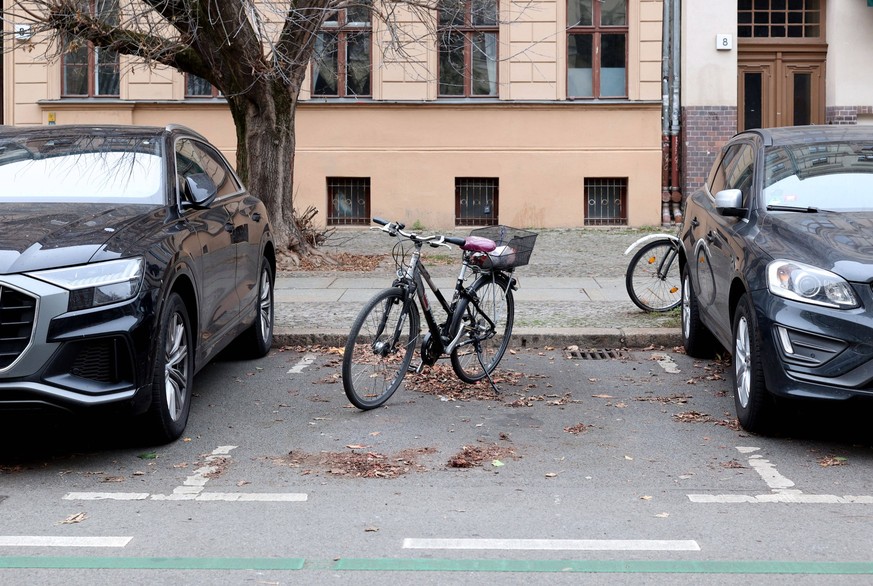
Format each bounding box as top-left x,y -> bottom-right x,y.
341,218 -> 537,410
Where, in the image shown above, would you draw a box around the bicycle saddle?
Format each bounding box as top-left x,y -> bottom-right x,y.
462,236 -> 496,252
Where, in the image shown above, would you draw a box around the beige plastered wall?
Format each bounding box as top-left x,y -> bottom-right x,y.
3,0 -> 664,229
681,0 -> 737,108
825,1 -> 873,109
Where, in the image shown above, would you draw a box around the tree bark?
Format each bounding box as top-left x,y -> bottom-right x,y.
226,81 -> 311,257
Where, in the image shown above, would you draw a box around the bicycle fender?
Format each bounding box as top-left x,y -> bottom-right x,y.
623,234 -> 680,256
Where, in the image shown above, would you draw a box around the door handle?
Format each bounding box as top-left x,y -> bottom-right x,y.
690,218 -> 700,228
252,212 -> 261,222
224,222 -> 234,232
706,231 -> 716,243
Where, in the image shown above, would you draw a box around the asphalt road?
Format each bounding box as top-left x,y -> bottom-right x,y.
2,345 -> 873,585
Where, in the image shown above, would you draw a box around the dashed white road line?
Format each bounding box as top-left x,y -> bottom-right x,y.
0,536 -> 131,547
688,446 -> 873,504
403,538 -> 700,551
288,353 -> 317,374
63,445 -> 307,503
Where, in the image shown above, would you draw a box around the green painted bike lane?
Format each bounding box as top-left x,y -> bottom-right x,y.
2,557 -> 873,574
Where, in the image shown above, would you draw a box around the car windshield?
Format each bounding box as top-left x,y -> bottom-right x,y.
0,134 -> 164,204
763,141 -> 873,211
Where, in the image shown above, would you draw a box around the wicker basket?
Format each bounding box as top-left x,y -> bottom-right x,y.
469,226 -> 538,269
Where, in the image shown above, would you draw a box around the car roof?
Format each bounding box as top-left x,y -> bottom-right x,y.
737,125 -> 873,147
0,124 -> 206,142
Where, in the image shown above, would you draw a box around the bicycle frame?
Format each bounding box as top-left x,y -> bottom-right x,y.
394,242 -> 507,365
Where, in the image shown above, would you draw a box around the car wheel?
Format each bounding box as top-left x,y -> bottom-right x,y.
681,267 -> 718,358
732,294 -> 775,434
144,292 -> 193,443
237,260 -> 274,358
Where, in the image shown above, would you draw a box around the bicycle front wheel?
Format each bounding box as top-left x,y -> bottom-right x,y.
342,288 -> 420,410
625,239 -> 681,312
450,274 -> 514,383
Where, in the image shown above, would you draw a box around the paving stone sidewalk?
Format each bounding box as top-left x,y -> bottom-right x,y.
273,226 -> 682,348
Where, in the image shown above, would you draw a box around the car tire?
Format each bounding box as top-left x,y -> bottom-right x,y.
732,294 -> 775,434
143,292 -> 194,443
681,267 -> 718,358
237,261 -> 274,359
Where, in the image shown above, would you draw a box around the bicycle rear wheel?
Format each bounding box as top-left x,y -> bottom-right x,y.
450,274 -> 514,383
342,288 -> 419,410
625,239 -> 681,312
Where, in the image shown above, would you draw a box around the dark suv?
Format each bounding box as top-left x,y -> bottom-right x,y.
0,125 -> 275,442
679,125 -> 873,433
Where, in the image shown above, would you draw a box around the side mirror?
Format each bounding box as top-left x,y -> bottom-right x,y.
715,188 -> 745,217
182,173 -> 218,209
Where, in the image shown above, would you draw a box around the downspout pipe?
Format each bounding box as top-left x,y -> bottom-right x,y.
669,0 -> 683,223
660,0 -> 672,225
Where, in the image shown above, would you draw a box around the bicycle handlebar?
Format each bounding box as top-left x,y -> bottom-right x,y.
372,218 -> 466,249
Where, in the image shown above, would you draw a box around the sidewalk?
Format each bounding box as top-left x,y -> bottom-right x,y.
271,227 -> 682,349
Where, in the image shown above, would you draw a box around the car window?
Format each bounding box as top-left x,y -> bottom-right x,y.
725,143 -> 756,206
763,141 -> 873,210
175,139 -> 241,202
708,145 -> 740,196
0,134 -> 164,203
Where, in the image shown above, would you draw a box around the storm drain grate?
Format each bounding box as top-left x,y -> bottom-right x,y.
566,348 -> 629,360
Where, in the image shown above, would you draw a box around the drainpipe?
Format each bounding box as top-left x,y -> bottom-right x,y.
669,0 -> 683,224
660,0 -> 672,226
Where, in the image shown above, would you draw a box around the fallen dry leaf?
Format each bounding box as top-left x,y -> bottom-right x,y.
819,456 -> 848,467
61,512 -> 87,525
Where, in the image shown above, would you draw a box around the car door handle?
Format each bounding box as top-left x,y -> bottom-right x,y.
706,231 -> 716,243
252,212 -> 261,222
224,222 -> 234,233
690,218 -> 700,228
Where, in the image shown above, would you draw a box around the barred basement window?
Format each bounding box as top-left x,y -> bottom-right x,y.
584,178 -> 627,226
455,178 -> 498,226
327,178 -> 370,225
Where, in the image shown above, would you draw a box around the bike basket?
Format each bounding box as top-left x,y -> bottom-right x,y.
469,226 -> 538,269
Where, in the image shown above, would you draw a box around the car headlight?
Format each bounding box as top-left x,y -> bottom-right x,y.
28,257 -> 145,311
767,260 -> 859,309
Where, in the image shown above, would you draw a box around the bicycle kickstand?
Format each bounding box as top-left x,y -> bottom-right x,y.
473,339 -> 500,394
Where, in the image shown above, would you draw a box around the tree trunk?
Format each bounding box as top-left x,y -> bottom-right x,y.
226,82 -> 312,257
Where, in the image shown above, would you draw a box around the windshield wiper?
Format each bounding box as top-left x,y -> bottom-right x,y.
766,204 -> 833,213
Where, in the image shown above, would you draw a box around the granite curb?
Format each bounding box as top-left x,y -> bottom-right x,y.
273,327 -> 683,350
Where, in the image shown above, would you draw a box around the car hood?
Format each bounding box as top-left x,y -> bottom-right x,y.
756,211 -> 873,283
0,203 -> 161,274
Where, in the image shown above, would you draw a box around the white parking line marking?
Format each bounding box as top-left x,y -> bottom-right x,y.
288,353 -> 317,374
63,445 -> 307,503
688,446 -> 873,504
63,493 -> 149,501
402,538 -> 700,551
0,536 -> 131,547
652,353 -> 681,374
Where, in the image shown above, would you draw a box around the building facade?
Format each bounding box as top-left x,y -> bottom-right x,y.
2,1 -> 872,229
682,0 -> 873,204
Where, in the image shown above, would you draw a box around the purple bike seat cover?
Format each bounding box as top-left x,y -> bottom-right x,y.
463,236 -> 496,252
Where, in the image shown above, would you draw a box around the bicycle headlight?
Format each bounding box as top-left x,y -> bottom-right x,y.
767,260 -> 858,309
28,257 -> 145,311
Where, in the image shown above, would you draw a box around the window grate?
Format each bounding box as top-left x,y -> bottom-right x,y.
327,178 -> 370,226
584,177 -> 627,226
455,178 -> 498,226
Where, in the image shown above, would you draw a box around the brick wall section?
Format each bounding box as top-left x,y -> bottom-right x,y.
826,106 -> 873,124
681,106 -> 737,196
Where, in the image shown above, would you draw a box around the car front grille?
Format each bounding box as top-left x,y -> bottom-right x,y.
0,285 -> 37,369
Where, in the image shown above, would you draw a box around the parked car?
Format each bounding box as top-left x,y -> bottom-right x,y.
679,125 -> 873,433
0,124 -> 275,442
